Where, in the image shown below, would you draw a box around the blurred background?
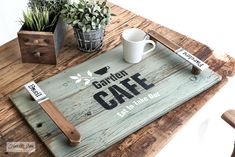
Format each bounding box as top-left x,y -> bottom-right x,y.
0,0 -> 234,156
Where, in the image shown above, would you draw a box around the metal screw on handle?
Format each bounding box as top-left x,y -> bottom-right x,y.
191,66 -> 201,75
33,51 -> 41,58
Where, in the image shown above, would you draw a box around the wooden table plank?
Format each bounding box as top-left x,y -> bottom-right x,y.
0,3 -> 234,157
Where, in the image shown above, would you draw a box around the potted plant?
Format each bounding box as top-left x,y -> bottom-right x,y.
18,0 -> 67,65
61,0 -> 115,53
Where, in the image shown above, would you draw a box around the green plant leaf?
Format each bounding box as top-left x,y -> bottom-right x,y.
60,0 -> 115,31
21,4 -> 61,32
102,8 -> 107,14
78,8 -> 84,12
73,20 -> 79,25
86,25 -> 91,32
82,26 -> 86,32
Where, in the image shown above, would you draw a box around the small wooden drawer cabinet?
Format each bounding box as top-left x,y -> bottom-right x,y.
17,17 -> 67,65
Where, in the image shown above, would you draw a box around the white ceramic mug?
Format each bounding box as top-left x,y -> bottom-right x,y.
122,28 -> 156,63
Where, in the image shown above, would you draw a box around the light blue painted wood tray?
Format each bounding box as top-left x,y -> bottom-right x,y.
10,43 -> 221,157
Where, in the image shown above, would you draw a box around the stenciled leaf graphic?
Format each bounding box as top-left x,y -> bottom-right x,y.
84,79 -> 90,85
87,70 -> 92,77
70,76 -> 79,80
75,79 -> 82,84
77,73 -> 81,77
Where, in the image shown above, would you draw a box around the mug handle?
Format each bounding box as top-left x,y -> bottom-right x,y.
143,40 -> 156,55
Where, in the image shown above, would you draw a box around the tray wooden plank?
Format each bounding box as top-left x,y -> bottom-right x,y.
9,43 -> 221,157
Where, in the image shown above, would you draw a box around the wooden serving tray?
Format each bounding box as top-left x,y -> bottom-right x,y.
9,43 -> 221,157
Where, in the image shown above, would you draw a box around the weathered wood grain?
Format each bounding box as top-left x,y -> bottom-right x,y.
0,15 -> 152,98
0,5 -> 142,156
0,3 -> 138,150
10,44 -> 188,141
10,41 -> 221,156
0,40 -> 21,71
96,54 -> 234,157
0,5 -> 137,99
106,6 -> 136,34
0,3 -> 234,157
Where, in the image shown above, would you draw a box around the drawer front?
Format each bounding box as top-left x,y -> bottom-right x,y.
18,32 -> 57,65
20,46 -> 56,65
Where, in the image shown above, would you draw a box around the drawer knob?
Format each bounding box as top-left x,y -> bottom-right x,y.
33,51 -> 41,58
33,40 -> 39,44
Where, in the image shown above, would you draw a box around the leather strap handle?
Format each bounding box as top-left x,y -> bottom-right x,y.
148,30 -> 179,52
24,81 -> 81,146
148,30 -> 209,75
40,99 -> 81,146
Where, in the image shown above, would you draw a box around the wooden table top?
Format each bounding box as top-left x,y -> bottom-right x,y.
0,3 -> 234,157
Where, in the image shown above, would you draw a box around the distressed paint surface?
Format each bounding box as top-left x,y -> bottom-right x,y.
10,43 -> 221,157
